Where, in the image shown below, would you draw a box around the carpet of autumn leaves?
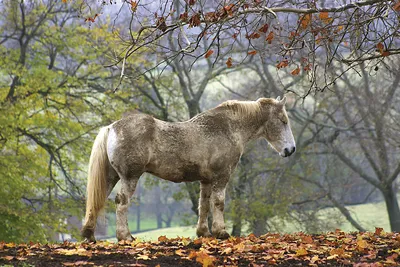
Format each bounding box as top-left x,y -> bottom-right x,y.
1,228 -> 400,266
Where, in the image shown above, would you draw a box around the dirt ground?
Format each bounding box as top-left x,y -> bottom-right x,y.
0,230 -> 399,266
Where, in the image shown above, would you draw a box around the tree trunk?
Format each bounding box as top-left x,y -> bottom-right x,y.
136,182 -> 141,232
382,185 -> 400,232
185,182 -> 200,216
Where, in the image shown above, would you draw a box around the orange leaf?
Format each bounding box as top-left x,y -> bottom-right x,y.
276,59 -> 289,69
175,249 -> 186,256
382,51 -> 390,57
319,12 -> 333,24
319,12 -> 329,20
330,248 -> 345,256
291,67 -> 300,75
195,251 -> 216,267
130,1 -> 138,12
299,14 -> 312,29
301,235 -> 314,244
266,31 -> 274,44
226,57 -> 233,68
205,50 -> 214,58
248,50 -> 257,55
393,1 -> 400,11
158,235 -> 168,242
62,0 -> 67,2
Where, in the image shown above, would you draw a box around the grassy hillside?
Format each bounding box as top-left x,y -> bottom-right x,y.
105,200 -> 390,242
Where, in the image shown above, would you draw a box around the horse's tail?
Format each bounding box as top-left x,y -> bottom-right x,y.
84,126 -> 110,225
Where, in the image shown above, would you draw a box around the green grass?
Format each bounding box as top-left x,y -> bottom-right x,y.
105,200 -> 391,242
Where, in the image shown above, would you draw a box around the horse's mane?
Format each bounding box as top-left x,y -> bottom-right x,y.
217,98 -> 275,119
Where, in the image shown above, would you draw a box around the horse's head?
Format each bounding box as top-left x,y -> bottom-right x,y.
258,96 -> 296,157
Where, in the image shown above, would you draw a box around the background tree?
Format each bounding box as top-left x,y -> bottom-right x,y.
78,0 -> 400,96
0,0 -> 135,242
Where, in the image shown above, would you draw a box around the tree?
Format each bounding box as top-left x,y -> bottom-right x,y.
77,0 -> 400,95
0,0 -> 131,242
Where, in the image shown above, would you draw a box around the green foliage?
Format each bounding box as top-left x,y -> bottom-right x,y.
0,0 -> 136,243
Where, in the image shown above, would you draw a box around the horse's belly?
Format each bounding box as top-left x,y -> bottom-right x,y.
145,161 -> 208,183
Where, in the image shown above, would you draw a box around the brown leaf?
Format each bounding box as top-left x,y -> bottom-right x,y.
179,12 -> 188,22
205,50 -> 214,58
62,0 -> 67,3
188,0 -> 196,5
226,57 -> 233,68
189,13 -> 201,27
301,235 -> 314,244
156,17 -> 167,32
246,32 -> 261,39
330,248 -> 345,256
374,227 -> 384,236
3,256 -> 14,261
295,247 -> 308,256
376,42 -> 384,54
258,24 -> 269,33
248,50 -> 257,55
393,1 -> 400,11
266,31 -> 274,44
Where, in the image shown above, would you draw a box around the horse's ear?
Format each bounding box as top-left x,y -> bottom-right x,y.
276,96 -> 281,101
278,96 -> 287,106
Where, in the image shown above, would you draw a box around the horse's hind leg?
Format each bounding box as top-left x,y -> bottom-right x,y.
196,182 -> 212,237
211,180 -> 230,239
82,165 -> 119,242
115,176 -> 140,241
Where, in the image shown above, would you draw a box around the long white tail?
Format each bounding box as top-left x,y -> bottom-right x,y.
84,127 -> 110,225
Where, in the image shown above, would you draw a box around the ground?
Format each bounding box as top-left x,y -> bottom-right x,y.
1,229 -> 399,266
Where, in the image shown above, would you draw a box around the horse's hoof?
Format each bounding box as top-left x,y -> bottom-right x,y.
117,234 -> 134,242
196,229 -> 212,238
82,237 -> 96,243
215,231 -> 230,240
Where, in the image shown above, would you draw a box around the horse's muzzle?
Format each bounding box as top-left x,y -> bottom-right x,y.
283,146 -> 296,157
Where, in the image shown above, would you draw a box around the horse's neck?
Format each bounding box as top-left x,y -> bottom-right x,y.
229,111 -> 265,143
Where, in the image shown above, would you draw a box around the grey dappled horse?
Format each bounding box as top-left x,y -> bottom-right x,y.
82,97 -> 296,242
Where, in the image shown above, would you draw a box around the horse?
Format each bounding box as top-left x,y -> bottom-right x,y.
81,96 -> 296,242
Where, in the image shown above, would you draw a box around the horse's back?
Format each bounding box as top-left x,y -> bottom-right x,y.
108,111 -> 243,182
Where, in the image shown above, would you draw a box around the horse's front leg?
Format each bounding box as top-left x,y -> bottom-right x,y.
115,177 -> 139,241
196,182 -> 212,237
211,181 -> 230,239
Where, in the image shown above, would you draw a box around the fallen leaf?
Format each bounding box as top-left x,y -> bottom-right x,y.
158,235 -> 168,242
295,247 -> 308,256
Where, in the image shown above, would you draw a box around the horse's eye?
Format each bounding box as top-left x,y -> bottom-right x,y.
282,120 -> 288,125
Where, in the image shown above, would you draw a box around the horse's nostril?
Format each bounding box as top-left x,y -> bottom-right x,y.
284,148 -> 290,156
292,146 -> 296,154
